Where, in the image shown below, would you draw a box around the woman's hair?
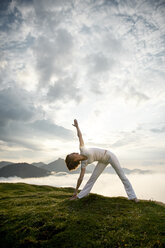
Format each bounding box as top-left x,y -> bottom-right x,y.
65,153 -> 80,171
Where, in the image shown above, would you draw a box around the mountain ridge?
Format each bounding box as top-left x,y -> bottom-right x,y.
0,159 -> 153,178
0,163 -> 50,178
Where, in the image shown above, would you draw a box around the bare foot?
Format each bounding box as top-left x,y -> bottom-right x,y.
70,195 -> 78,201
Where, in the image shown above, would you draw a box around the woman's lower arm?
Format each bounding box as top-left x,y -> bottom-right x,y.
75,177 -> 83,194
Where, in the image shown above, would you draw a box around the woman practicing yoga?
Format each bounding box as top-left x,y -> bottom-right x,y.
65,119 -> 138,202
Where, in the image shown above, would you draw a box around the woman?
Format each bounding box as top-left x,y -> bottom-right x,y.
65,119 -> 138,202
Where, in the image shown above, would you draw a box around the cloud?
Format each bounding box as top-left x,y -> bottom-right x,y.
0,86 -> 40,126
0,118 -> 74,150
30,119 -> 73,139
0,0 -> 165,164
0,86 -> 74,151
150,126 -> 165,133
114,84 -> 150,104
34,28 -> 74,87
110,131 -> 141,148
0,172 -> 165,203
124,85 -> 150,103
46,76 -> 82,103
86,52 -> 114,75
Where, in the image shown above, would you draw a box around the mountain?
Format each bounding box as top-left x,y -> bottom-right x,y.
0,183 -> 164,248
103,166 -> 152,174
32,162 -> 47,168
43,158 -> 67,171
0,161 -> 14,169
42,158 -> 82,174
122,168 -> 152,174
0,159 -> 153,176
0,163 -> 50,178
83,163 -> 152,174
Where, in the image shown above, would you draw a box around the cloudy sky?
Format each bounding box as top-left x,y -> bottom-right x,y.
0,0 -> 165,171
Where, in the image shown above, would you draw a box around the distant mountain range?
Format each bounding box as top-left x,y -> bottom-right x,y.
41,158 -> 82,174
0,159 -> 153,178
0,159 -> 80,178
32,162 -> 47,168
0,163 -> 50,178
0,161 -> 14,169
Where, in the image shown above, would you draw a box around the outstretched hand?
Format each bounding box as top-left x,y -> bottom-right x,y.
72,119 -> 79,128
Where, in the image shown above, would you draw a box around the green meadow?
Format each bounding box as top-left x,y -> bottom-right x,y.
0,183 -> 164,248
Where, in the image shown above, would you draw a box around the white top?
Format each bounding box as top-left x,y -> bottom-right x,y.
80,145 -> 110,168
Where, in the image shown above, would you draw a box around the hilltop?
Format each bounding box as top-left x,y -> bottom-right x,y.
0,183 -> 164,248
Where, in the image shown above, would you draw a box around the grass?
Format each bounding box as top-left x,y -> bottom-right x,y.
0,183 -> 164,248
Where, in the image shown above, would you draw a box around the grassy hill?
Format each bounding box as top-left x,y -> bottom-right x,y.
0,183 -> 164,248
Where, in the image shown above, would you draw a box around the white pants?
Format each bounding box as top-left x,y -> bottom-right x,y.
77,152 -> 137,200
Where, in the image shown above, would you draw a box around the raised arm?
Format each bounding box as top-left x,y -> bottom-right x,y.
72,119 -> 84,147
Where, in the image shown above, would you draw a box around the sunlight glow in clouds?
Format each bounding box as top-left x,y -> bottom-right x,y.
0,0 -> 165,171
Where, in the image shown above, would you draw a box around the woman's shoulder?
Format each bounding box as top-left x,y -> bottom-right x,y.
80,145 -> 89,156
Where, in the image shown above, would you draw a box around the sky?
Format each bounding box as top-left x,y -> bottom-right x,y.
0,0 -> 165,171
